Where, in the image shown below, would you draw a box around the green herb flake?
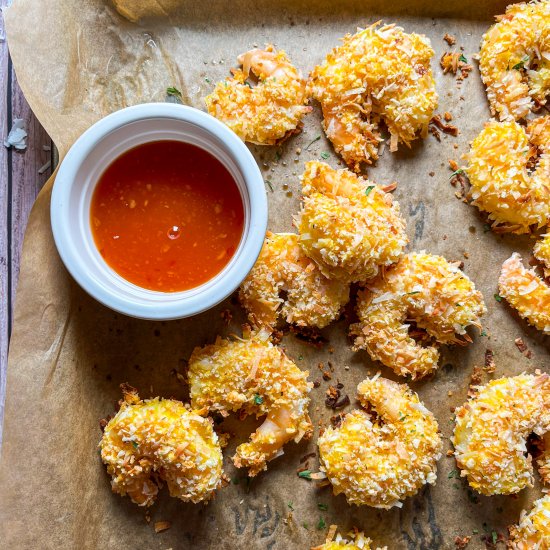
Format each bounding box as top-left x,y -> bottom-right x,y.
302,523 -> 309,530
254,394 -> 264,405
305,135 -> 321,150
494,294 -> 503,303
320,152 -> 330,160
298,355 -> 304,361
492,531 -> 498,544
317,517 -> 326,530
298,470 -> 312,480
483,224 -> 491,233
365,185 -> 375,197
265,179 -> 274,192
473,529 -> 479,535
204,77 -> 212,83
275,151 -> 282,161
407,291 -> 421,296
512,55 -> 530,70
287,502 -> 295,511
448,469 -> 459,479
166,86 -> 183,99
317,503 -> 328,511
480,330 -> 487,337
459,54 -> 468,63
131,441 -> 138,449
450,169 -> 465,178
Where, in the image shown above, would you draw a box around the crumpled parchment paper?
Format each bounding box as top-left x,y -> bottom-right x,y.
1,0 -> 547,548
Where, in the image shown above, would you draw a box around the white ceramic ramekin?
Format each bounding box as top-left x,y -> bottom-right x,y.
51,103 -> 267,320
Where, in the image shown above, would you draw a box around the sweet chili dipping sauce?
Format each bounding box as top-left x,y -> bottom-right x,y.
90,140 -> 244,292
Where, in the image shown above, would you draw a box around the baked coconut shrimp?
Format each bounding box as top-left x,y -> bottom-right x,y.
318,376 -> 442,509
309,22 -> 437,171
239,232 -> 349,329
479,1 -> 550,121
499,252 -> 550,333
466,117 -> 550,234
188,328 -> 313,476
509,495 -> 550,549
452,373 -> 550,496
99,385 -> 223,506
312,526 -> 386,550
351,253 -> 486,380
297,161 -> 408,283
534,233 -> 550,278
204,45 -> 311,145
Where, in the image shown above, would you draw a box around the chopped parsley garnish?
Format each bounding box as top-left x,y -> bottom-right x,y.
492,531 -> 498,544
298,470 -> 312,480
448,469 -> 459,479
398,412 -> 408,421
317,517 -> 326,530
483,224 -> 491,233
472,529 -> 479,535
204,77 -> 212,83
305,135 -> 321,150
320,152 -> 330,160
365,185 -> 375,196
265,179 -> 274,192
254,394 -> 264,405
302,522 -> 309,530
494,294 -> 503,302
480,330 -> 487,337
449,169 -> 465,178
512,55 -> 530,70
459,54 -> 468,63
131,441 -> 138,449
287,502 -> 294,511
298,355 -> 303,361
317,503 -> 328,511
166,86 -> 183,100
407,291 -> 421,295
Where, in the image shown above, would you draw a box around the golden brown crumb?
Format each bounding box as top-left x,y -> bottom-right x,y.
444,34 -> 457,46
448,159 -> 459,171
468,366 -> 483,396
154,521 -> 172,533
454,535 -> 471,548
514,337 -> 532,359
431,115 -> 459,136
444,112 -> 453,121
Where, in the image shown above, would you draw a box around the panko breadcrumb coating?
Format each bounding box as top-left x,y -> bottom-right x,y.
188,328 -> 313,476
204,45 -> 311,145
499,252 -> 550,333
100,385 -> 223,507
509,495 -> 550,549
297,161 -> 408,283
318,376 -> 442,509
479,1 -> 550,121
312,526 -> 387,550
239,232 -> 349,329
308,22 -> 437,171
452,373 -> 550,496
534,234 -> 550,278
466,117 -> 550,234
351,253 -> 486,379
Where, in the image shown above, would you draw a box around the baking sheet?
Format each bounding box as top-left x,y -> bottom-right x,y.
2,0 -> 547,548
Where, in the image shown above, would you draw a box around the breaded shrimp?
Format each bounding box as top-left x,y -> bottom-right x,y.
479,1 -> 550,121
297,161 -> 408,283
99,385 -> 223,506
534,233 -> 550,278
509,495 -> 550,549
499,252 -> 550,333
351,253 -> 486,379
452,373 -> 550,496
312,526 -> 387,550
309,22 -> 437,171
188,328 -> 313,476
239,232 -> 349,329
318,376 -> 442,509
204,45 -> 311,145
466,117 -> 550,234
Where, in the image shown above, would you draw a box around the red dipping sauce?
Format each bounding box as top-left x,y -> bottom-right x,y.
90,140 -> 245,292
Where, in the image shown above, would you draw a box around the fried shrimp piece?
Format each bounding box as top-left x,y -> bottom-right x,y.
99,385 -> 223,506
452,373 -> 550,496
318,376 -> 442,509
534,234 -> 550,278
351,253 -> 486,379
308,22 -> 437,171
499,252 -> 550,333
509,495 -> 550,549
466,117 -> 550,234
188,328 -> 313,476
204,45 -> 311,145
297,161 -> 408,283
239,232 -> 349,329
479,1 -> 550,121
312,526 -> 387,550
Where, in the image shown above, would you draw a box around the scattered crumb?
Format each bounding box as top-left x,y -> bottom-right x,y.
449,159 -> 459,171
446,449 -> 454,457
444,111 -> 453,121
448,390 -> 453,397
429,171 -> 435,177
468,366 -> 483,396
154,521 -> 171,533
444,33 -> 456,46
220,309 -> 232,325
455,535 -> 471,549
484,349 -> 496,373
514,337 -> 532,359
431,115 -> 459,136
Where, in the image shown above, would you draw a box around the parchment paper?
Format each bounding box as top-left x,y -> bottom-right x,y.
2,0 -> 547,548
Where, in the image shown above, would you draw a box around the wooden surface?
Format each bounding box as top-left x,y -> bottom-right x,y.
0,4 -> 53,443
